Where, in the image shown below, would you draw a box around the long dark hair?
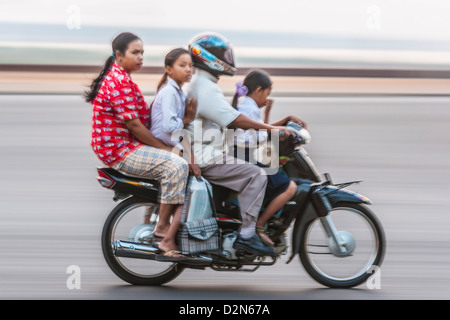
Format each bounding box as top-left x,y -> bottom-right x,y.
231,69 -> 272,109
156,47 -> 190,92
84,32 -> 141,103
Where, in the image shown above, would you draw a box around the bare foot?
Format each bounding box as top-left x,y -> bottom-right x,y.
154,224 -> 170,238
158,239 -> 183,257
163,250 -> 184,258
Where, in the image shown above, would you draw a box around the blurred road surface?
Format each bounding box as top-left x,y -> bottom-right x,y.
1,70 -> 450,96
0,94 -> 449,301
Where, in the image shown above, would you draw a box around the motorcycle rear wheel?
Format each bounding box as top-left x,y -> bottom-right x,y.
299,202 -> 385,288
101,196 -> 184,285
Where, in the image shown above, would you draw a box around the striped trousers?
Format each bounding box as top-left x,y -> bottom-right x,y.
112,145 -> 189,204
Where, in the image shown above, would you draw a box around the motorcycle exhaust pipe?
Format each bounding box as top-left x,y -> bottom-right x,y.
113,240 -> 160,260
113,240 -> 214,265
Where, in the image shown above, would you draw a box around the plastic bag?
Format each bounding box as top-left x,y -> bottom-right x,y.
184,176 -> 213,222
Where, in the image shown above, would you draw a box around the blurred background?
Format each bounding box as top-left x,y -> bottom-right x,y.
1,0 -> 450,95
0,0 -> 449,300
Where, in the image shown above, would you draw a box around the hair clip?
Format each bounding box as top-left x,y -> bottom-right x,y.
236,81 -> 248,98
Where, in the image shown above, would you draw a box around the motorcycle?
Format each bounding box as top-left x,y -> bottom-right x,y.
97,122 -> 385,288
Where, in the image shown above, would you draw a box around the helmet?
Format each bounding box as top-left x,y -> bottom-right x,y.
189,32 -> 236,76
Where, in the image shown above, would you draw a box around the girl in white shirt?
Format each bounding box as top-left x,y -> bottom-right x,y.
150,48 -> 201,178
231,69 -> 307,246
148,48 -> 200,251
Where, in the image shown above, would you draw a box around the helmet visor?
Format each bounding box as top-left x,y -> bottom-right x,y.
223,47 -> 235,66
191,44 -> 236,75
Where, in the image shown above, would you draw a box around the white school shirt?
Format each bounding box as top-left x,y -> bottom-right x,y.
150,77 -> 186,150
233,96 -> 268,148
186,69 -> 241,167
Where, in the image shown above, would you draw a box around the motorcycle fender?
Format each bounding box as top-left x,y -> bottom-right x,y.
324,187 -> 372,206
101,167 -> 160,202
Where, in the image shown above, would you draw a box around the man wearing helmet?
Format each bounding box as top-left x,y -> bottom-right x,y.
186,32 -> 291,256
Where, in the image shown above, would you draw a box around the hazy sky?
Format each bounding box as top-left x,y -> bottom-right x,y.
1,0 -> 450,42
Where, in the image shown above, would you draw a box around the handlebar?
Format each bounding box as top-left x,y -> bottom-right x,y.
279,121 -> 311,145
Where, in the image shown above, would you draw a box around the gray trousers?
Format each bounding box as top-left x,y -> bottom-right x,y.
201,155 -> 268,238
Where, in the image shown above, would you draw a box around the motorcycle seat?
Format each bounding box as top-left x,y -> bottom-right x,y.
99,167 -> 160,187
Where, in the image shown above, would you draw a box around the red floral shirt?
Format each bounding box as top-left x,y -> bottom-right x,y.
91,63 -> 149,166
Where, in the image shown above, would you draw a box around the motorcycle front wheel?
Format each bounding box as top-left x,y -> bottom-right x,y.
101,196 -> 184,285
299,202 -> 385,288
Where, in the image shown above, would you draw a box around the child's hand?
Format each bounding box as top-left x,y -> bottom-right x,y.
288,115 -> 307,129
264,99 -> 273,123
264,99 -> 273,113
183,97 -> 197,126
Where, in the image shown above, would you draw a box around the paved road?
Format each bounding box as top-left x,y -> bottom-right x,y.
0,94 -> 449,301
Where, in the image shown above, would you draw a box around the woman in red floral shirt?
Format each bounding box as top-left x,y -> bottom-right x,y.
85,32 -> 189,257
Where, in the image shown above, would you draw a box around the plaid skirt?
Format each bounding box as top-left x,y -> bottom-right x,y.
112,145 -> 189,204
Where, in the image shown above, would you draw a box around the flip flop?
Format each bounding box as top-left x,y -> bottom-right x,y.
163,250 -> 184,258
151,234 -> 164,242
155,249 -> 188,262
140,234 -> 163,244
154,232 -> 166,238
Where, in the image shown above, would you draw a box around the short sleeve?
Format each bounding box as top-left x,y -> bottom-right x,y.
198,85 -> 240,127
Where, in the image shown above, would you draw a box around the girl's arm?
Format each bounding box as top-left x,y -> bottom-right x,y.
230,113 -> 293,140
161,94 -> 185,133
270,116 -> 290,126
271,115 -> 308,129
262,98 -> 307,128
231,113 -> 283,132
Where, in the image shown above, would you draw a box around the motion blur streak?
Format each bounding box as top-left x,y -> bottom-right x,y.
0,93 -> 449,299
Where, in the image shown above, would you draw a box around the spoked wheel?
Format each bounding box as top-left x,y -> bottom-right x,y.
101,197 -> 184,285
299,202 -> 385,288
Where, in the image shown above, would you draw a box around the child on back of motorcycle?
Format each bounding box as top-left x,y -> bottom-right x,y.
150,48 -> 201,178
148,48 -> 202,254
230,69 -> 307,246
